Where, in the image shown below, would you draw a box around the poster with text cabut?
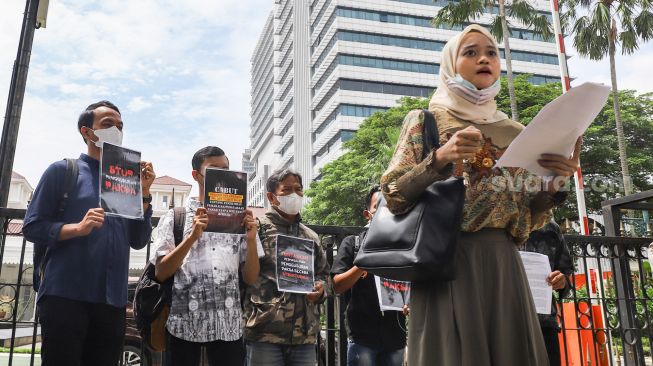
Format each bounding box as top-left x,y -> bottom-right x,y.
276,235 -> 315,293
204,168 -> 248,234
99,143 -> 143,219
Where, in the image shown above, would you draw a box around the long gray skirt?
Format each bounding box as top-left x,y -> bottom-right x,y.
408,229 -> 549,366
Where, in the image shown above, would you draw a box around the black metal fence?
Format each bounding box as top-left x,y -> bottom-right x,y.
558,235 -> 653,366
2,207 -> 653,366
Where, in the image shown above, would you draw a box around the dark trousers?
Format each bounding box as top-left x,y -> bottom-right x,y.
541,327 -> 561,366
38,295 -> 126,366
167,332 -> 245,366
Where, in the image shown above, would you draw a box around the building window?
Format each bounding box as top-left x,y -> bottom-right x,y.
313,130 -> 357,165
500,71 -> 559,85
338,31 -> 445,51
339,54 -> 440,74
281,138 -> 294,157
313,104 -> 385,143
334,30 -> 558,65
336,7 -> 553,43
339,79 -> 434,98
340,104 -> 388,117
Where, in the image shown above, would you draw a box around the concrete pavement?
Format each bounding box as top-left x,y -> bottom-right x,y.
0,352 -> 41,366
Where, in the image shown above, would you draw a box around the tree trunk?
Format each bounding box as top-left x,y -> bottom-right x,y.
499,0 -> 519,121
609,23 -> 633,196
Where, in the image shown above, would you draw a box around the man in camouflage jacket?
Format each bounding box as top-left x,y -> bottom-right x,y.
243,169 -> 331,366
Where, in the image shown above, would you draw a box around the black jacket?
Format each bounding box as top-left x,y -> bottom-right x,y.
522,221 -> 574,329
331,232 -> 407,350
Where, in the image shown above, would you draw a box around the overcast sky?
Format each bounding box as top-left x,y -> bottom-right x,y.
1,0 -> 652,196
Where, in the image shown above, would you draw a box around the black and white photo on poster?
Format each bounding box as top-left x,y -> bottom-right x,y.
374,276 -> 411,312
99,142 -> 143,219
203,168 -> 248,234
275,235 -> 315,293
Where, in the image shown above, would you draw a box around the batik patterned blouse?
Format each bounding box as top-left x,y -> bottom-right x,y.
381,109 -> 562,244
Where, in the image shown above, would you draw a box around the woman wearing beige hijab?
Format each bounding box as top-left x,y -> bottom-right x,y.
380,24 -> 580,365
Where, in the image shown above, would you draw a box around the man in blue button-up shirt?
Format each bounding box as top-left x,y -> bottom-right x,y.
23,100 -> 155,366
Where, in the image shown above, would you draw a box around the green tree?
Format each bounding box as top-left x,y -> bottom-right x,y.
432,0 -> 553,121
495,75 -> 653,220
303,97 -> 428,226
496,74 -> 563,124
555,90 -> 653,221
304,77 -> 653,226
562,0 -> 653,196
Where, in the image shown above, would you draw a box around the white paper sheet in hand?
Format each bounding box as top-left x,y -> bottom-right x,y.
496,82 -> 610,176
519,251 -> 553,314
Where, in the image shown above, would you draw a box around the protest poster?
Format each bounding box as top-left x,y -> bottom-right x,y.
204,168 -> 248,234
276,235 -> 315,293
100,142 -> 143,219
374,276 -> 411,312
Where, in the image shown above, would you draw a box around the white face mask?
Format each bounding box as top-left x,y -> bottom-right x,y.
446,74 -> 501,105
91,126 -> 123,148
275,193 -> 303,215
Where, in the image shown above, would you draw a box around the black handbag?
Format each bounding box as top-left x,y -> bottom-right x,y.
353,110 -> 466,282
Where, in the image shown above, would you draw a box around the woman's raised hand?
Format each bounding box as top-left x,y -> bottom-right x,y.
433,126 -> 483,171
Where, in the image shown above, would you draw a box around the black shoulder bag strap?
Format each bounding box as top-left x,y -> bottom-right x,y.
39,158 -> 79,284
421,110 -> 441,161
172,207 -> 186,246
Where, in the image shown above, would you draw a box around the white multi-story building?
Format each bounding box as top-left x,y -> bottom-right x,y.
8,172 -> 33,209
249,13 -> 277,208
242,149 -> 257,176
149,175 -> 193,217
248,0 -> 561,206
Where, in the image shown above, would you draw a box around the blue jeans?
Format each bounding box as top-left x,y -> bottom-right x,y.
246,341 -> 317,366
347,341 -> 405,366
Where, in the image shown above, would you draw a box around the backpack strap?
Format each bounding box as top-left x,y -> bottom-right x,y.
38,158 -> 79,290
421,110 -> 441,161
172,207 -> 186,247
58,158 -> 79,216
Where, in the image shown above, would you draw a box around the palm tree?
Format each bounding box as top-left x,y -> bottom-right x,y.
563,0 -> 653,196
433,0 -> 554,121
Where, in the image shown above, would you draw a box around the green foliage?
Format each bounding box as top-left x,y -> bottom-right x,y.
495,74 -> 564,124
302,97 -> 429,226
498,75 -> 653,219
432,0 -> 553,43
0,347 -> 40,354
304,78 -> 653,225
562,0 -> 653,196
557,90 -> 653,219
563,0 -> 653,59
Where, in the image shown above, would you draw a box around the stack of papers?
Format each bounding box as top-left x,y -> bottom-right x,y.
496,82 -> 610,176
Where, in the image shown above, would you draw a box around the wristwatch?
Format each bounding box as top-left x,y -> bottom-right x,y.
142,194 -> 153,204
